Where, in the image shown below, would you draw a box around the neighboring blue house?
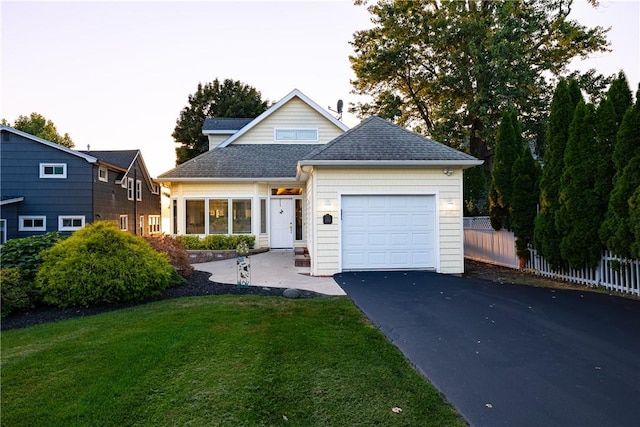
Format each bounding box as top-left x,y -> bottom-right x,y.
0,125 -> 161,243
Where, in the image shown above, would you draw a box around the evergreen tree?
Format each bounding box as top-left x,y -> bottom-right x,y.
489,110 -> 522,230
534,79 -> 582,268
556,101 -> 601,268
600,86 -> 640,257
629,185 -> 640,259
463,165 -> 488,216
510,143 -> 541,262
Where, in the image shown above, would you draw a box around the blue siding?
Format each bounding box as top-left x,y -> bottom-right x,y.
1,130 -> 94,239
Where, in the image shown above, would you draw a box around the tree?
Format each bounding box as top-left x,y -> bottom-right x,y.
173,79 -> 268,164
2,113 -> 74,148
534,79 -> 582,268
349,0 -> 609,166
489,110 -> 523,230
555,101 -> 602,268
510,144 -> 540,263
599,86 -> 640,257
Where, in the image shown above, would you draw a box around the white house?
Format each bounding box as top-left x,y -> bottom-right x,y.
158,89 -> 482,276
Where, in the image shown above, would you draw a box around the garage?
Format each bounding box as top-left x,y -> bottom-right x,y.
341,195 -> 437,270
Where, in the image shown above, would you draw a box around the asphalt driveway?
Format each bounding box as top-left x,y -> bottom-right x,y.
335,271 -> 640,427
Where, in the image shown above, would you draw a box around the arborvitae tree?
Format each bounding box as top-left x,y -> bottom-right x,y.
489,110 -> 522,230
629,184 -> 640,259
534,79 -> 583,268
463,165 -> 488,216
510,143 -> 541,262
600,86 -> 640,257
556,101 -> 602,268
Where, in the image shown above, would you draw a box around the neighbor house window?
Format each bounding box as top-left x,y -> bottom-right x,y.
139,215 -> 144,236
127,178 -> 134,200
232,199 -> 252,234
120,215 -> 128,231
185,199 -> 205,234
136,180 -> 142,201
19,216 -> 46,231
0,219 -> 6,245
275,128 -> 318,142
58,216 -> 85,231
39,163 -> 66,178
98,167 -> 108,182
260,198 -> 267,234
208,199 -> 229,234
148,215 -> 161,234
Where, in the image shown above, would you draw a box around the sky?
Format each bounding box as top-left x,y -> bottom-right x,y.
2,0 -> 639,177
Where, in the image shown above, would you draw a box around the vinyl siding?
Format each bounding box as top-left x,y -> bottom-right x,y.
230,98 -> 344,145
309,167 -> 465,275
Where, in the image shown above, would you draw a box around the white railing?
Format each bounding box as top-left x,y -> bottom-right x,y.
463,217 -> 640,296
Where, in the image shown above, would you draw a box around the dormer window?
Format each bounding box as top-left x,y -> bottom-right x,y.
275,129 -> 318,142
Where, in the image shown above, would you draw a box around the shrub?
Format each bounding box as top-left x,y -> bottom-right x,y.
36,222 -> 176,308
177,234 -> 255,250
0,232 -> 64,283
144,234 -> 194,277
1,268 -> 30,318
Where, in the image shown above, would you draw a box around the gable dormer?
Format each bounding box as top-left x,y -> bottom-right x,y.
202,118 -> 253,150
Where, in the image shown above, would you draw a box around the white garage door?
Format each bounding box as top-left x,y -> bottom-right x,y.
341,195 -> 436,270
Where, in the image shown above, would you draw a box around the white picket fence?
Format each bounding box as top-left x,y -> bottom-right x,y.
463,217 -> 640,296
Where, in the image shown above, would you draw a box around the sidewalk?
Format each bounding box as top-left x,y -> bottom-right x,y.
193,250 -> 346,296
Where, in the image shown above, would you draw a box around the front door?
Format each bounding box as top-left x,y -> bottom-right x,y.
270,198 -> 294,248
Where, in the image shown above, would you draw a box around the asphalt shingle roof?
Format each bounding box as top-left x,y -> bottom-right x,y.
80,150 -> 138,170
303,116 -> 478,162
202,118 -> 253,132
158,145 -> 320,179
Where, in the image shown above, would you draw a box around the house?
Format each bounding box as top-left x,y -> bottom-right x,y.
0,125 -> 161,243
158,89 -> 482,275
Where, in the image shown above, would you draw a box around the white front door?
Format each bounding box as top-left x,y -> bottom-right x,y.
270,198 -> 294,248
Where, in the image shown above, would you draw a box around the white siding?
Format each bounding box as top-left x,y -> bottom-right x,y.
309,167 -> 464,276
230,98 -> 344,145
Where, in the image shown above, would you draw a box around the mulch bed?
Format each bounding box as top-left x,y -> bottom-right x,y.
1,271 -> 324,331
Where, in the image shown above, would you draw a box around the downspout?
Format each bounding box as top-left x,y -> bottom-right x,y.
133,167 -> 138,235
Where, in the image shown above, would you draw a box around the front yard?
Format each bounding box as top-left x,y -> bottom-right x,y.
1,295 -> 464,426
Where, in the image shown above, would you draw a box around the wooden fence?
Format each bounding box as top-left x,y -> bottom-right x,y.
463,217 -> 640,296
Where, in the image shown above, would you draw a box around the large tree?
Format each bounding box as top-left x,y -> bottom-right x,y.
173,79 -> 268,165
2,113 -> 74,148
534,79 -> 582,269
349,0 -> 609,164
510,142 -> 540,263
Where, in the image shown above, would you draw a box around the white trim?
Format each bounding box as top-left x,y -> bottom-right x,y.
0,197 -> 24,206
298,159 -> 484,168
1,125 -> 97,163
216,89 -> 349,148
156,177 -> 299,183
58,215 -> 85,231
119,215 -> 128,231
148,215 -> 161,234
127,178 -> 134,200
136,180 -> 143,201
98,166 -> 108,182
19,215 -> 46,231
274,128 -> 319,142
39,163 -> 67,178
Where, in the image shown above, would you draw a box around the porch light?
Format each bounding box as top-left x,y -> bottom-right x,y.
442,168 -> 454,176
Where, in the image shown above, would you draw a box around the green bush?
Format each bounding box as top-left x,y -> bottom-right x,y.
36,222 -> 176,308
0,232 -> 64,283
1,268 -> 31,318
177,234 -> 255,250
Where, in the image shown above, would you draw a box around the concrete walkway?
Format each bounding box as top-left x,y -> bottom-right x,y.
193,250 -> 346,296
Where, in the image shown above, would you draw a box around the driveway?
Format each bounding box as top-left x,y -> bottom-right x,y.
336,271 -> 640,427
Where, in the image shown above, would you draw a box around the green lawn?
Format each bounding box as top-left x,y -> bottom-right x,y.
1,296 -> 464,426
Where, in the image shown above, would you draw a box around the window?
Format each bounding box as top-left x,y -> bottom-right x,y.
295,199 -> 303,241
275,129 -> 318,142
260,198 -> 267,234
271,188 -> 303,196
185,199 -> 205,234
136,180 -> 142,201
232,199 -> 252,234
139,215 -> 144,236
127,178 -> 134,200
208,199 -> 229,234
0,219 -> 6,245
149,215 -> 161,234
19,216 -> 46,231
120,215 -> 128,231
40,163 -> 66,178
98,167 -> 108,182
172,199 -> 178,234
58,216 -> 85,231
151,184 -> 160,195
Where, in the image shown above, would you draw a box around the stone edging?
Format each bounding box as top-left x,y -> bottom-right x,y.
187,248 -> 269,263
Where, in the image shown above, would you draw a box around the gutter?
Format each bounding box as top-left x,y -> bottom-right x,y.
297,159 -> 484,169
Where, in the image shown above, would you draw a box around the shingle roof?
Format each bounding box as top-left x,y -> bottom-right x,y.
158,145 -> 320,179
79,150 -> 138,170
202,118 -> 253,132
302,116 -> 479,162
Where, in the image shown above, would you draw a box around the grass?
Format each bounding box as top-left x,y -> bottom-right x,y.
1,296 -> 465,426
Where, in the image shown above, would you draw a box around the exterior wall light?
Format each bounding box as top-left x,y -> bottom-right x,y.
442,168 -> 454,176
